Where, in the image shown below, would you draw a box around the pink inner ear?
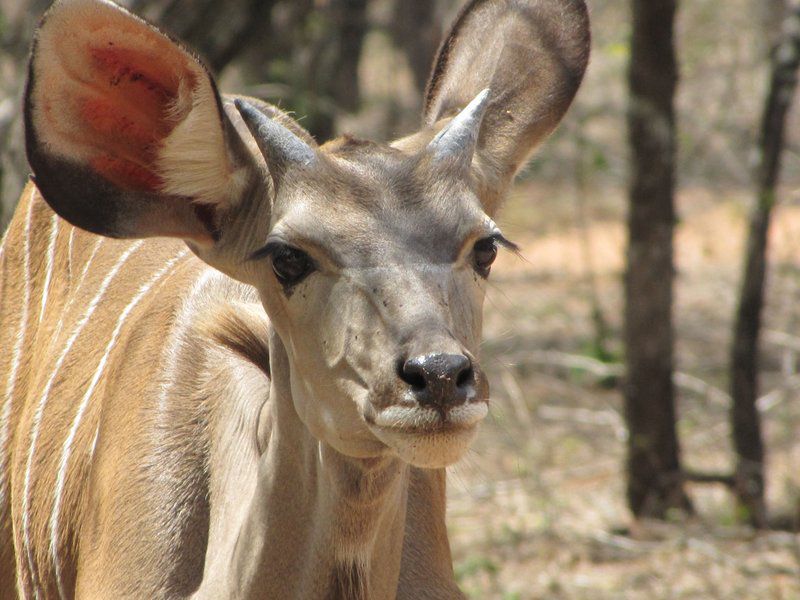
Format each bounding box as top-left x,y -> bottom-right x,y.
70,43 -> 196,193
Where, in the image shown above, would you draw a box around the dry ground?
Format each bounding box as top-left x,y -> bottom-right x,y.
448,182 -> 800,599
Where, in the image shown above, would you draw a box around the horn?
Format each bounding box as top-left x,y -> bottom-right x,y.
234,98 -> 316,177
427,88 -> 491,168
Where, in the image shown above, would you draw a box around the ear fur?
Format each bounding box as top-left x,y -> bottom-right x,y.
423,0 -> 590,214
24,0 -> 256,243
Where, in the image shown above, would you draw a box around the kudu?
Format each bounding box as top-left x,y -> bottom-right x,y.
0,0 -> 589,597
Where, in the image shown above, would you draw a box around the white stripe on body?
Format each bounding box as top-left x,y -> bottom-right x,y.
51,237 -> 103,343
156,269 -> 217,419
0,192 -> 35,503
0,208 -> 10,305
38,213 -> 59,324
0,193 -> 34,503
88,424 -> 100,461
49,249 -> 189,600
2,191 -> 35,600
0,194 -> 15,259
145,267 -> 216,528
20,240 -> 144,598
66,228 -> 75,283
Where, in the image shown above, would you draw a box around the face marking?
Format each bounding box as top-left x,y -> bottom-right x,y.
260,195 -> 507,276
253,220 -> 516,282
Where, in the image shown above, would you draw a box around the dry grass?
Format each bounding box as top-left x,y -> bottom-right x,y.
448,182 -> 800,599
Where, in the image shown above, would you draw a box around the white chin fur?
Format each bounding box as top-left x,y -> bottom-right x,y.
367,402 -> 487,468
372,402 -> 487,430
370,425 -> 480,468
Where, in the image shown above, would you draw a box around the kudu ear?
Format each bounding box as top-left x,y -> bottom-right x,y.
24,0 -> 260,245
423,0 -> 590,215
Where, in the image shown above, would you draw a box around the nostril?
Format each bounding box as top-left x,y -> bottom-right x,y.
399,359 -> 427,390
456,366 -> 474,388
399,353 -> 474,398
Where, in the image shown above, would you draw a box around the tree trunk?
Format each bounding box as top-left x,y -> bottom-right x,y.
147,0 -> 277,73
390,0 -> 443,98
0,0 -> 51,230
329,0 -> 369,112
624,0 -> 692,519
729,0 -> 800,529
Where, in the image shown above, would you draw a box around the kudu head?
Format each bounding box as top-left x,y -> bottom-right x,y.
24,0 -> 590,467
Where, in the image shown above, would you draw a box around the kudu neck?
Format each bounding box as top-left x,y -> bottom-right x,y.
256,330 -> 411,599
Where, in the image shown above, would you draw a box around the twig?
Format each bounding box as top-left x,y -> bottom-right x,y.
765,329 -> 800,352
498,367 -> 537,432
518,350 -> 732,406
537,404 -> 627,440
524,350 -> 624,378
756,374 -> 800,412
674,372 -> 731,406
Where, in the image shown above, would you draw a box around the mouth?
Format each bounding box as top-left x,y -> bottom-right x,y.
369,400 -> 488,434
364,400 -> 488,468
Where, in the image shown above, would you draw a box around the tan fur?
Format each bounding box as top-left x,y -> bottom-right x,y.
194,302 -> 271,376
0,187 -> 464,599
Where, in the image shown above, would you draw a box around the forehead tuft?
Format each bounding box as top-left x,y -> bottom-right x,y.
279,134 -> 411,201
322,134 -> 402,160
321,134 -> 411,182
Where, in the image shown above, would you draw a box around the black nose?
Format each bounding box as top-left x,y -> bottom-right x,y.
399,353 -> 475,409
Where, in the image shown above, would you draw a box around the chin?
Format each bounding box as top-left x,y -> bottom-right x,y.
367,401 -> 487,468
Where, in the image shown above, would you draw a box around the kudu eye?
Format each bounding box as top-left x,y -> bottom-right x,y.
271,245 -> 314,287
473,237 -> 498,277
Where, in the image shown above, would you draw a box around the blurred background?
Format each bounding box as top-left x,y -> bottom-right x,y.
2,0 -> 800,597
